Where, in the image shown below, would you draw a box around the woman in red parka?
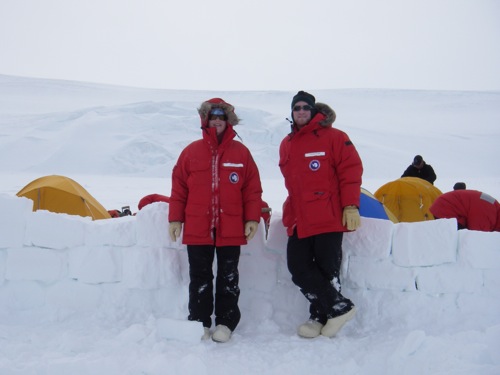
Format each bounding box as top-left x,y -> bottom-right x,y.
168,98 -> 263,343
430,189 -> 500,231
279,91 -> 363,339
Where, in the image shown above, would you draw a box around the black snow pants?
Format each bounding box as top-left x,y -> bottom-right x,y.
287,230 -> 354,324
186,244 -> 241,331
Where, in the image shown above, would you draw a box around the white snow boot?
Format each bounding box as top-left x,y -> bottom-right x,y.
321,307 -> 356,338
202,327 -> 211,340
212,325 -> 232,343
297,320 -> 324,338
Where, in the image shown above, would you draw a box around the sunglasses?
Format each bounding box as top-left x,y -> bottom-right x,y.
209,115 -> 226,121
293,105 -> 313,112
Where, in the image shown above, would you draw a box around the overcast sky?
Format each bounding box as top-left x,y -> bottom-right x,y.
1,0 -> 499,91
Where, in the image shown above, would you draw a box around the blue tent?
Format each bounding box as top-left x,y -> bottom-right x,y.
359,188 -> 398,223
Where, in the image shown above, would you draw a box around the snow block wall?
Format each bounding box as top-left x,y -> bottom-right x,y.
1,193 -> 499,322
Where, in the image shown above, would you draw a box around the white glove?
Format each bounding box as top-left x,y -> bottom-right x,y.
244,221 -> 259,241
342,206 -> 361,231
169,222 -> 182,242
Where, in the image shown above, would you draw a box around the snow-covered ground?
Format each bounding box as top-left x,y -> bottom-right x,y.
0,74 -> 499,374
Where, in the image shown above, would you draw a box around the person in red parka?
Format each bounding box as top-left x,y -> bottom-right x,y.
168,98 -> 263,343
137,194 -> 170,210
279,91 -> 363,339
261,200 -> 272,239
107,209 -> 121,218
430,189 -> 500,231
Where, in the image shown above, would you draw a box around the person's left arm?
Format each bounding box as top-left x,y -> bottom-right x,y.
332,129 -> 363,208
427,165 -> 437,183
242,149 -> 264,223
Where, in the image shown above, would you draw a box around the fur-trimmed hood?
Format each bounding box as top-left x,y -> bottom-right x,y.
198,98 -> 240,127
313,102 -> 336,127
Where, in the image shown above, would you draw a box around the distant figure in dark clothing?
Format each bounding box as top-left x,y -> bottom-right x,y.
401,155 -> 437,185
453,182 -> 466,191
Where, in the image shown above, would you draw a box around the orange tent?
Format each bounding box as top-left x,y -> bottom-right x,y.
17,175 -> 111,220
374,177 -> 442,222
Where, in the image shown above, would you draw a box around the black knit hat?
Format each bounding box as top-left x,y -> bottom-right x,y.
453,182 -> 466,190
291,91 -> 316,109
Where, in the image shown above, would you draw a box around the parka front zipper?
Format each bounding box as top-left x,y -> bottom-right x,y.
211,148 -> 220,239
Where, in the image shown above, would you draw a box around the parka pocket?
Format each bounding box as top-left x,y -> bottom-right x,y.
300,153 -> 331,184
220,162 -> 245,187
184,203 -> 210,238
188,159 -> 211,186
219,203 -> 244,238
301,190 -> 335,225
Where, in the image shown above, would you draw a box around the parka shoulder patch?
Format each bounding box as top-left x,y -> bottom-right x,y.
480,192 -> 495,204
345,140 -> 353,146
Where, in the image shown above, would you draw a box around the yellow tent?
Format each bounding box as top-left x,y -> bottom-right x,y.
374,177 -> 442,222
17,175 -> 111,220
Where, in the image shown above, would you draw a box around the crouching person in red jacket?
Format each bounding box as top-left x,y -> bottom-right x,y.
137,194 -> 170,211
168,98 -> 263,343
279,91 -> 363,339
430,189 -> 500,231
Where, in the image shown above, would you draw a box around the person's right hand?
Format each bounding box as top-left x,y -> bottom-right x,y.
169,222 -> 182,242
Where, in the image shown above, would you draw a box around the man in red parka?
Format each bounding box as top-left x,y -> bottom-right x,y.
430,189 -> 500,231
168,98 -> 263,343
279,91 -> 363,339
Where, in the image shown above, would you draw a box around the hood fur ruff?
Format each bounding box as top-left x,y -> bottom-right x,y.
315,102 -> 336,127
198,98 -> 240,126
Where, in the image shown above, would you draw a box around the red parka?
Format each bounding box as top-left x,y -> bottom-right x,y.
430,190 -> 500,232
168,98 -> 263,246
279,103 -> 363,238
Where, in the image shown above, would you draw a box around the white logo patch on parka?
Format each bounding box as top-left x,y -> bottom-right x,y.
305,152 -> 325,171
